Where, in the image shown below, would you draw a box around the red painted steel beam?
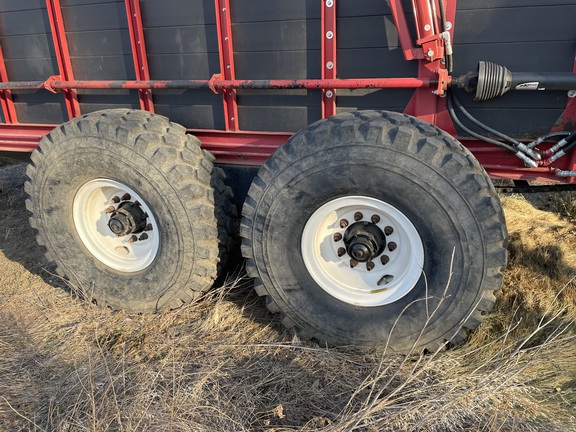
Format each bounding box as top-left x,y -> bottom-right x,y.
0,44 -> 17,123
0,77 -> 433,91
125,0 -> 154,112
321,0 -> 337,118
0,124 -> 55,152
45,0 -> 81,119
0,121 -> 572,182
389,0 -> 423,60
214,0 -> 239,131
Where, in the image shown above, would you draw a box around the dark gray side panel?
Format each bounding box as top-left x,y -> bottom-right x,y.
0,3 -> 67,123
140,0 -> 224,129
452,1 -> 576,137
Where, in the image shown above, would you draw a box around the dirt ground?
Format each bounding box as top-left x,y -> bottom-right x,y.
0,159 -> 575,431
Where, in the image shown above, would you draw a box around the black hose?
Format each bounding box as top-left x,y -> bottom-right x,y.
446,93 -> 518,153
534,131 -> 570,141
450,92 -> 521,147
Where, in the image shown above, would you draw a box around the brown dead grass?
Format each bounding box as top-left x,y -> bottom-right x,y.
0,163 -> 575,431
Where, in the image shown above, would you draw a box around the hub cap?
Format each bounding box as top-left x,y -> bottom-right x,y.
73,179 -> 159,272
301,196 -> 424,307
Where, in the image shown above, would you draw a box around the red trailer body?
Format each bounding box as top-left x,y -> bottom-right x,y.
3,0 -> 575,350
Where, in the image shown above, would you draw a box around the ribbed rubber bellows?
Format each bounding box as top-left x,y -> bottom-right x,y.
475,61 -> 512,101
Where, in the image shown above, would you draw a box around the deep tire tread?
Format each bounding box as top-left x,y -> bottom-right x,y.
241,110 -> 508,350
26,109 -> 235,312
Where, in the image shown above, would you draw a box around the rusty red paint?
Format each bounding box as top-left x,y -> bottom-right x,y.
125,0 -> 154,113
0,77 -> 433,91
0,44 -> 17,123
215,0 -> 239,131
45,0 -> 81,118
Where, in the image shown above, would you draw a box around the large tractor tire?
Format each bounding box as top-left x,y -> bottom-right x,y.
241,111 -> 507,352
25,109 -> 235,312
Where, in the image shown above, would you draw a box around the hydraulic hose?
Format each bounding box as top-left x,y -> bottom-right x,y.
450,92 -> 541,160
526,131 -> 570,149
446,92 -> 538,167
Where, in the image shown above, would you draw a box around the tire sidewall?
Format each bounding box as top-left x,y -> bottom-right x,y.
251,137 -> 485,348
32,135 -> 199,311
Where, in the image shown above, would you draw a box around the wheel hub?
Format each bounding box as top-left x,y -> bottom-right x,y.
343,221 -> 386,262
108,202 -> 147,236
301,196 -> 424,307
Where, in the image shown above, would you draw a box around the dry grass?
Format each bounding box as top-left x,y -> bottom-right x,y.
0,163 -> 575,431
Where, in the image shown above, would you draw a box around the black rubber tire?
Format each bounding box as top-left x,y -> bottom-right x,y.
25,109 -> 235,312
241,111 -> 508,351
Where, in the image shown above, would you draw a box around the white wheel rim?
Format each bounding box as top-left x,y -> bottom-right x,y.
301,196 -> 424,307
73,179 -> 160,272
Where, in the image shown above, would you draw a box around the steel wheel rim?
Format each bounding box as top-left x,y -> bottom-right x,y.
73,179 -> 159,272
301,196 -> 424,307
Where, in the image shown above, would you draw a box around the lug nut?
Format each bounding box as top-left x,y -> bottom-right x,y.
134,200 -> 140,206
384,226 -> 394,235
105,206 -> 116,213
110,196 -> 120,204
340,219 -> 349,228
350,259 -> 358,268
145,223 -> 153,231
371,214 -> 380,224
142,212 -> 149,219
139,233 -> 149,241
127,235 -> 138,243
388,242 -> 397,252
354,212 -> 363,221
366,261 -> 375,271
333,232 -> 342,242
381,255 -> 390,265
337,247 -> 346,257
121,193 -> 131,201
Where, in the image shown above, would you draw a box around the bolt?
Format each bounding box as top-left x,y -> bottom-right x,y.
424,24 -> 431,32
371,214 -> 380,224
350,259 -> 358,268
105,206 -> 115,214
354,212 -> 363,221
337,247 -> 346,257
366,261 -> 375,271
326,0 -> 333,6
325,90 -> 334,98
128,235 -> 138,243
145,223 -> 153,231
388,242 -> 397,252
226,64 -> 230,69
326,31 -> 334,39
427,49 -> 434,58
568,90 -> 576,98
384,226 -> 394,235
340,219 -> 349,228
381,255 -> 390,265
326,61 -> 334,70
121,193 -> 131,201
333,232 -> 342,242
446,21 -> 453,30
230,117 -> 235,122
110,196 -> 120,204
139,232 -> 149,241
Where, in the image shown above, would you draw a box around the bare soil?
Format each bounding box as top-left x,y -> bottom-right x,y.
0,160 -> 574,431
